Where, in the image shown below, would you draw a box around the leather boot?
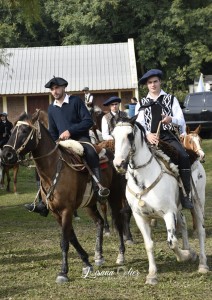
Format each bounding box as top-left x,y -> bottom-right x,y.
24,201 -> 49,217
179,169 -> 194,209
92,167 -> 110,203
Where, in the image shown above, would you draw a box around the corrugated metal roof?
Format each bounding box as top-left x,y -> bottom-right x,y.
0,39 -> 138,95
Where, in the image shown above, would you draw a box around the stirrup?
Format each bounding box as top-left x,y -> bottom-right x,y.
98,187 -> 110,198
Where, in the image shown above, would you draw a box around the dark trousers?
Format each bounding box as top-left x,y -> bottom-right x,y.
77,136 -> 99,168
160,131 -> 190,169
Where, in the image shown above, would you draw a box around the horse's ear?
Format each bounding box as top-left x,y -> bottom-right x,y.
38,110 -> 49,129
14,112 -> 28,125
130,114 -> 138,125
186,125 -> 190,134
32,109 -> 41,123
195,125 -> 201,134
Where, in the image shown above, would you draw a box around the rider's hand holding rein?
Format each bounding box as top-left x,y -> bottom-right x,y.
59,130 -> 71,140
147,133 -> 159,145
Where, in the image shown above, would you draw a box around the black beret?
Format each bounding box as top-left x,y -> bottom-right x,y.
45,77 -> 68,88
138,69 -> 163,85
82,87 -> 89,91
103,96 -> 121,106
0,112 -> 7,116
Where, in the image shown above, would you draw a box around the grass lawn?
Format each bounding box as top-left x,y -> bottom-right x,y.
0,140 -> 212,300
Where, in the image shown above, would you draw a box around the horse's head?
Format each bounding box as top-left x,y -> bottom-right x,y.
2,110 -> 41,165
184,125 -> 205,162
112,116 -> 137,174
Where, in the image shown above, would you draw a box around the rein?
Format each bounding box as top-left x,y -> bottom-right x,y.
5,121 -> 37,156
117,121 -> 178,200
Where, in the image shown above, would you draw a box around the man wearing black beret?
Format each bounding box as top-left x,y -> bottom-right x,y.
0,112 -> 13,149
82,86 -> 94,114
101,96 -> 128,140
135,69 -> 193,209
25,76 -> 109,216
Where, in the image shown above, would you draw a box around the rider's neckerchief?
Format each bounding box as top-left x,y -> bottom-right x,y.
141,94 -> 175,133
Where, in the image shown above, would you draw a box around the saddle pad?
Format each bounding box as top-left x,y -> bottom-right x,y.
59,140 -> 84,156
79,181 -> 94,208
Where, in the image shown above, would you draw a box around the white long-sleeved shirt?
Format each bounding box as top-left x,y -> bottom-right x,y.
85,93 -> 93,105
135,90 -> 186,135
101,111 -> 117,140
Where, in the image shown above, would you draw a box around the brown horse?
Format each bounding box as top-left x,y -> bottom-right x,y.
90,106 -> 133,242
181,125 -> 205,162
2,110 -> 127,283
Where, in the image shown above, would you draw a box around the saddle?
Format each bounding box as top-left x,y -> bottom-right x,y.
157,139 -> 198,166
58,139 -> 110,172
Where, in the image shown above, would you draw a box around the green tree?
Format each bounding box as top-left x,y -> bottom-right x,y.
0,0 -> 211,93
45,0 -> 211,92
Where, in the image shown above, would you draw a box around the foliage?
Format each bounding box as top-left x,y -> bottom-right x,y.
0,0 -> 211,91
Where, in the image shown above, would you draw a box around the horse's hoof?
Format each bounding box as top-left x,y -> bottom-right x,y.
82,265 -> 93,276
95,257 -> 105,266
198,265 -> 209,274
116,254 -> 125,265
55,274 -> 69,284
145,277 -> 158,285
125,239 -> 134,245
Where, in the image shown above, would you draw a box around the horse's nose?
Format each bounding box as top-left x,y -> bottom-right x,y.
113,158 -> 127,174
198,150 -> 205,162
200,152 -> 205,163
2,150 -> 15,164
5,151 -> 14,161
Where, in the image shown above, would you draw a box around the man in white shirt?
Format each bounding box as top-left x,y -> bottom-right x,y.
136,69 -> 193,209
101,96 -> 128,141
82,87 -> 94,114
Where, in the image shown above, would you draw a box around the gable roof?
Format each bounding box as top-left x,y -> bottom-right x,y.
0,39 -> 138,95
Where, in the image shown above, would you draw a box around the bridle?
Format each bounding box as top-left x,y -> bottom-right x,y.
4,120 -> 58,162
115,121 -> 154,170
115,121 -> 177,200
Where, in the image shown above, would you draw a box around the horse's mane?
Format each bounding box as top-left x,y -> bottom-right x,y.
14,112 -> 29,125
36,109 -> 49,129
134,121 -> 147,144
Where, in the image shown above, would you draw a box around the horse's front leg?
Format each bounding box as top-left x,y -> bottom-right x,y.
113,211 -> 125,265
133,212 -> 157,285
56,231 -> 70,283
122,206 -> 133,245
164,212 -> 197,263
69,228 -> 93,276
86,206 -> 105,266
191,206 -> 209,273
100,203 -> 111,236
54,212 -> 71,283
176,211 -> 190,250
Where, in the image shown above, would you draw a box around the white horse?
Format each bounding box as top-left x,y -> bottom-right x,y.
113,118 -> 209,285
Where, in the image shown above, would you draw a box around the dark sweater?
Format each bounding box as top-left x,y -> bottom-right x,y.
48,95 -> 93,141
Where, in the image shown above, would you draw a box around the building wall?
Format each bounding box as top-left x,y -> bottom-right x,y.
1,89 -> 135,124
27,95 -> 49,115
7,96 -> 25,124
